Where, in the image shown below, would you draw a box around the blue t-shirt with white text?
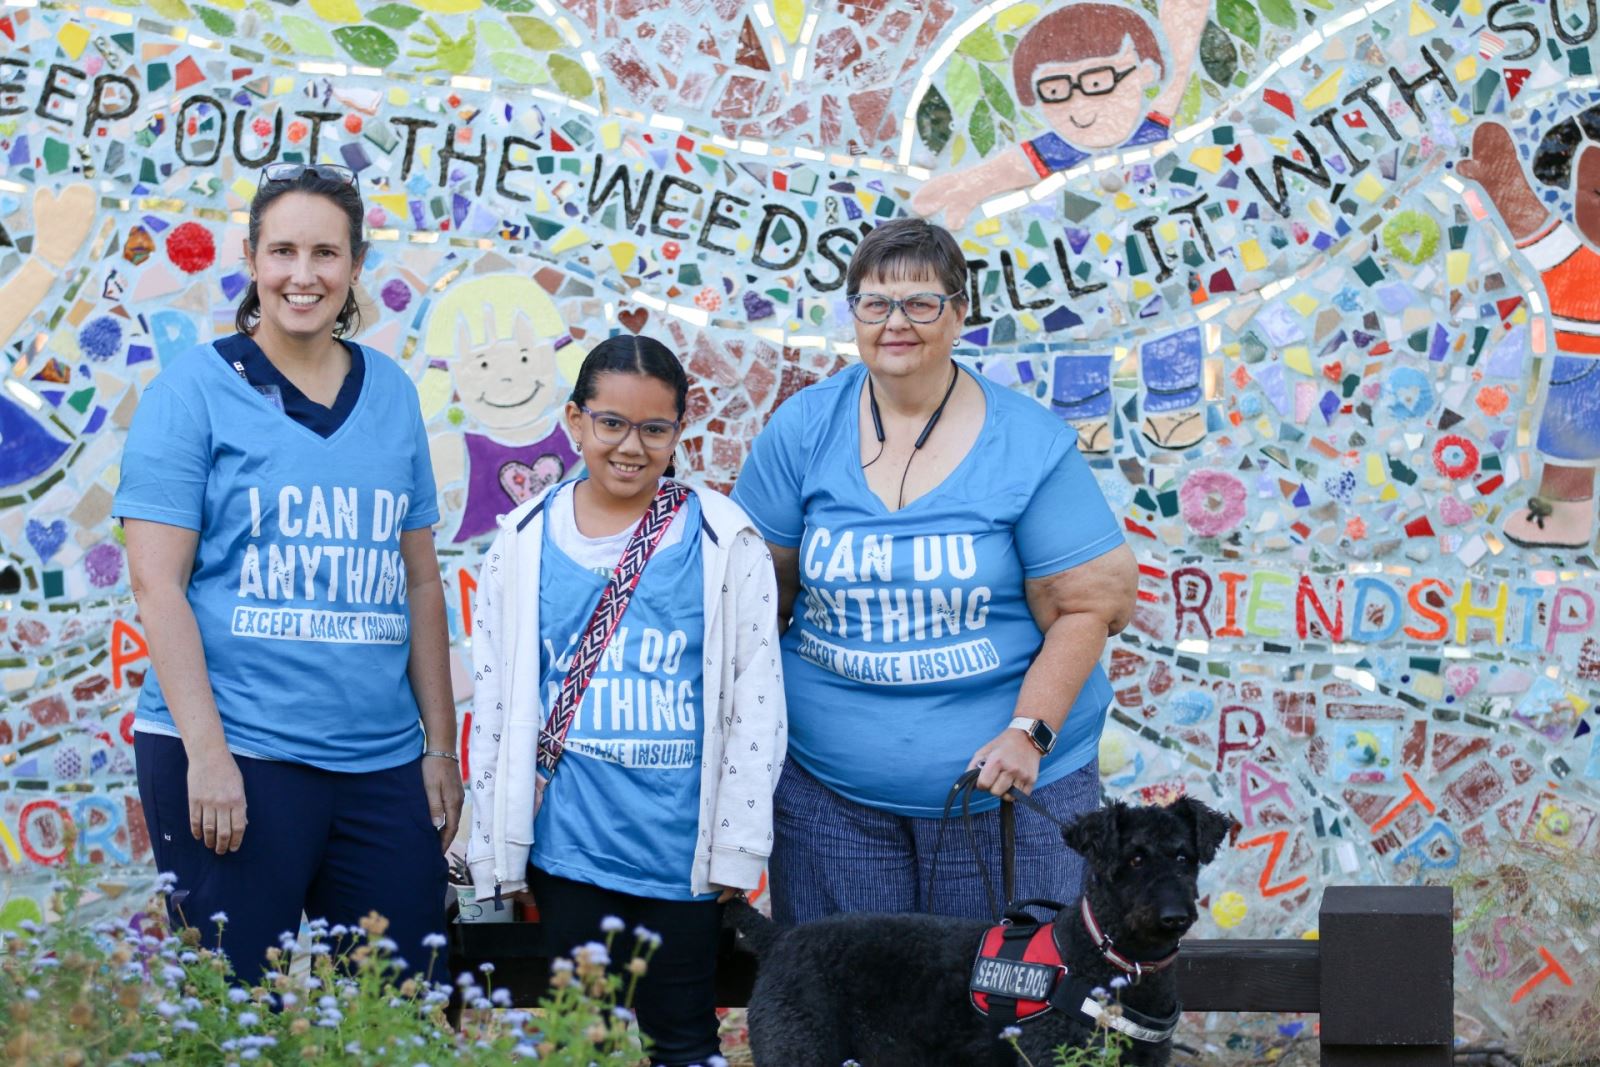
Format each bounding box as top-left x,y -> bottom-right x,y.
532,493 -> 712,900
732,363 -> 1123,817
112,340 -> 439,772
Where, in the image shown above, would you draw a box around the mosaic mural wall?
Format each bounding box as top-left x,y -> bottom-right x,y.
3,0 -> 1600,1042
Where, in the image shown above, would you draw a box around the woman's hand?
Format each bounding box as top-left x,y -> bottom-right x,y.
967,728 -> 1042,798
187,744 -> 248,854
716,888 -> 740,904
422,753 -> 465,850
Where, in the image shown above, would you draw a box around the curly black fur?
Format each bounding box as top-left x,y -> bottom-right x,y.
727,797 -> 1234,1067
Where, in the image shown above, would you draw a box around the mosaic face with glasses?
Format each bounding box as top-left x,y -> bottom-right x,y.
909,0 -> 1211,230
1023,42 -> 1167,161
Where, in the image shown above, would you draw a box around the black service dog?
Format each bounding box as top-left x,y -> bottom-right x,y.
728,796 -> 1234,1067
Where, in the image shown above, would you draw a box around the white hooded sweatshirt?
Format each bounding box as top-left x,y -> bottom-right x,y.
466,481 -> 788,897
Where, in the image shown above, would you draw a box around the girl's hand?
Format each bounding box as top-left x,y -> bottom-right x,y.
967,729 -> 1042,798
716,888 -> 740,904
188,745 -> 248,854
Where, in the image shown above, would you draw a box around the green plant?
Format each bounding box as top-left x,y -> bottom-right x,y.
0,845 -> 664,1065
997,988 -> 1135,1067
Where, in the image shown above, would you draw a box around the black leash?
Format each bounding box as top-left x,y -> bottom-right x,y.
926,769 -> 1075,921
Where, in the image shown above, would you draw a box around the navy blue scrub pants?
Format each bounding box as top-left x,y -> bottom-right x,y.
135,733 -> 449,983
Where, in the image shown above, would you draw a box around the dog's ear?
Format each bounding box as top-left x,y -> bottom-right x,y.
1171,796 -> 1235,866
1063,803 -> 1121,868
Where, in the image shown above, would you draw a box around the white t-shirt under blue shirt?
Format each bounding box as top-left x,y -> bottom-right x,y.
732,362 -> 1124,817
112,339 -> 439,773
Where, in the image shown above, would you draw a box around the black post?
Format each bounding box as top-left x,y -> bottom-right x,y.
1318,885 -> 1453,1066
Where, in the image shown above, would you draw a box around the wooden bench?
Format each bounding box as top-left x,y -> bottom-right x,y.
449,884 -> 1453,1065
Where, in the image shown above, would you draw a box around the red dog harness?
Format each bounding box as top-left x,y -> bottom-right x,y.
970,919 -> 1063,1022
968,899 -> 1184,1043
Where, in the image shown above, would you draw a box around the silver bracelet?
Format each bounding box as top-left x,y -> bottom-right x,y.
423,749 -> 459,762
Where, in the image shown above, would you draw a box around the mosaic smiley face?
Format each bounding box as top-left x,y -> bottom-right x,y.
1032,42 -> 1161,150
453,311 -> 561,434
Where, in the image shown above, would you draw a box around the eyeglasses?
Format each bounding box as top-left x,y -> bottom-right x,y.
847,292 -> 958,325
580,407 -> 680,451
1034,65 -> 1137,104
260,162 -> 358,186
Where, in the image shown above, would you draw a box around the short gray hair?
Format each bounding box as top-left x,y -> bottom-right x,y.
846,217 -> 969,301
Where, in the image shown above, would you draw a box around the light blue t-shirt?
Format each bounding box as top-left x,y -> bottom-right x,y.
532,490 -> 712,901
732,363 -> 1123,817
112,340 -> 439,772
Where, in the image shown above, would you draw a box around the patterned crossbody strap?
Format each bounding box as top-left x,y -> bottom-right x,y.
537,480 -> 691,775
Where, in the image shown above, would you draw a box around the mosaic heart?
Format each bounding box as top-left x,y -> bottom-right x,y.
499,459 -> 561,505
25,519 -> 67,562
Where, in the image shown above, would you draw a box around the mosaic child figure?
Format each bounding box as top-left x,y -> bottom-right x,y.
911,0 -> 1210,230
430,308 -> 579,542
1461,111 -> 1600,549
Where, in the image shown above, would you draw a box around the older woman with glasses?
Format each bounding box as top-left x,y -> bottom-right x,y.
114,162 -> 459,979
732,216 -> 1138,923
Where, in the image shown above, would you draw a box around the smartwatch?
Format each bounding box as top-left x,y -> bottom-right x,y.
1007,716 -> 1058,755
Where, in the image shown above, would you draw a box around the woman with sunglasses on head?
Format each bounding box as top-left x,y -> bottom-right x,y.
732,216 -> 1139,924
114,163 -> 460,980
467,335 -> 786,1067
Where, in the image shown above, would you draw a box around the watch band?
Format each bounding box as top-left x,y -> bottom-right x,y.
1007,716 -> 1056,754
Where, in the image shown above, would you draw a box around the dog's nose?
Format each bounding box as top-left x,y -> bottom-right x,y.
1159,907 -> 1193,931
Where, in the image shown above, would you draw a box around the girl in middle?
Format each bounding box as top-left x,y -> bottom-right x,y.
467,334 -> 786,1067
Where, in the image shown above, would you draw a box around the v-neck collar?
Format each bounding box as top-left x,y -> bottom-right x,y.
848,361 -> 992,516
250,336 -> 364,425
209,336 -> 373,448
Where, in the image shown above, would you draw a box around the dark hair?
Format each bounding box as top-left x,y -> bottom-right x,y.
1533,103 -> 1600,188
845,216 -> 969,301
1012,5 -> 1166,107
235,168 -> 369,338
570,334 -> 690,477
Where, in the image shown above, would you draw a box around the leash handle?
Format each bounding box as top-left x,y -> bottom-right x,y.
926,770 -> 1077,922
926,769 -> 1003,922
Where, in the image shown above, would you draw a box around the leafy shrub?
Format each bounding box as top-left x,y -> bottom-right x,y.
0,854 -> 666,1066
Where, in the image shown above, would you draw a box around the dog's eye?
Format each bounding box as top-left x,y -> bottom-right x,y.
1128,854 -> 1144,868
1175,853 -> 1189,864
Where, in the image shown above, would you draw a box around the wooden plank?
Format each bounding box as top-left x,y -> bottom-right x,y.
1319,886 -> 1453,1046
1174,940 -> 1321,1012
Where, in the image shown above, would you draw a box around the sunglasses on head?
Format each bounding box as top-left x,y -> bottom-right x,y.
259,162 -> 357,186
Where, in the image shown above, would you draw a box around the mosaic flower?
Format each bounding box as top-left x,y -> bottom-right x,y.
1178,470 -> 1247,538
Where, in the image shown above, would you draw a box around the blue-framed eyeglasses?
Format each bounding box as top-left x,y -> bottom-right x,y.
847,291 -> 959,325
580,407 -> 680,451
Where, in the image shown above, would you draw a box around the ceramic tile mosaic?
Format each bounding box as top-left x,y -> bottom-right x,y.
2,0 -> 1598,1039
